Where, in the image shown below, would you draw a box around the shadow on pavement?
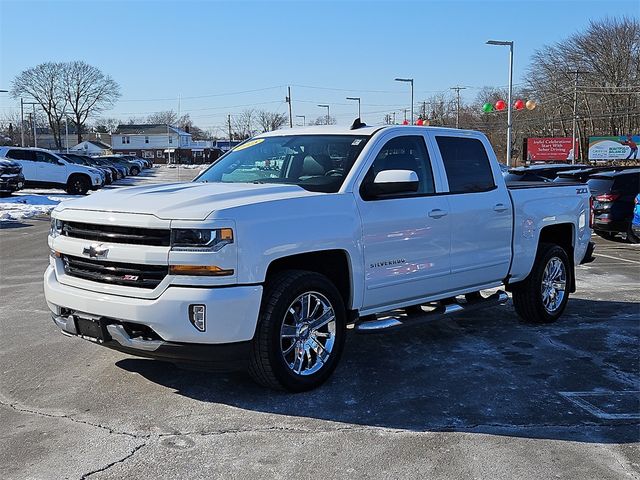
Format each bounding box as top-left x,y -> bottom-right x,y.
115,298 -> 640,444
0,221 -> 33,230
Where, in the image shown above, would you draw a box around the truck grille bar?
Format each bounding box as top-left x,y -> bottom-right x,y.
62,254 -> 168,289
61,221 -> 171,246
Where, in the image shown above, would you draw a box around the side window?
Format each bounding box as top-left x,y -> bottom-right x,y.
361,135 -> 434,198
436,136 -> 496,193
36,152 -> 60,164
6,149 -> 25,160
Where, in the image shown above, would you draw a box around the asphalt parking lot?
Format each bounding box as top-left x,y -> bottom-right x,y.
0,167 -> 638,479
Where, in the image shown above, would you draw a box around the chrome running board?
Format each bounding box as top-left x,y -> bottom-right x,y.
354,291 -> 509,333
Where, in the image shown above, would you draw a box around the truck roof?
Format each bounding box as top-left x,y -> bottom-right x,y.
256,124 -> 482,138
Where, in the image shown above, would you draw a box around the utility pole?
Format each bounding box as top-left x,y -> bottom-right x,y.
227,114 -> 233,150
32,104 -> 37,148
20,98 -> 24,147
571,70 -> 582,165
392,112 -> 396,124
450,86 -> 466,128
286,86 -> 293,128
403,109 -> 408,123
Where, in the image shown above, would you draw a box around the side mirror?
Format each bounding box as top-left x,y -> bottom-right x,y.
362,169 -> 419,199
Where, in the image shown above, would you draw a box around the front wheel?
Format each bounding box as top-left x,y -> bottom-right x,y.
249,270 -> 346,392
66,175 -> 90,195
626,224 -> 640,244
512,243 -> 571,324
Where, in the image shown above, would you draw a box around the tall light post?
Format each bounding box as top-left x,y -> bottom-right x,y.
346,97 -> 361,119
395,78 -> 414,125
318,104 -> 330,125
295,115 -> 306,127
486,40 -> 514,166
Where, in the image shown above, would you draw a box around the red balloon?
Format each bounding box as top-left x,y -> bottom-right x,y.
416,118 -> 424,125
402,119 -> 409,125
495,100 -> 506,111
514,99 -> 525,110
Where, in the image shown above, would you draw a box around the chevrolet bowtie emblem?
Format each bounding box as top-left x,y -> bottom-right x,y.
83,244 -> 109,259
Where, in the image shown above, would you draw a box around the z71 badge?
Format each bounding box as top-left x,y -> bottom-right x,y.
576,187 -> 588,194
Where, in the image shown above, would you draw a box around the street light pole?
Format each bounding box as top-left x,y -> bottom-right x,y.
295,115 -> 306,127
395,78 -> 414,125
318,104 -> 330,125
486,40 -> 514,166
346,97 -> 361,119
20,98 -> 24,147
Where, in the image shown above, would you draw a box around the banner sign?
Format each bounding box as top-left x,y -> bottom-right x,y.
526,137 -> 576,162
588,135 -> 639,161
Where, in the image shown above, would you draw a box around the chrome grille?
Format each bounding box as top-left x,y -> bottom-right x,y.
61,221 -> 170,246
62,254 -> 168,289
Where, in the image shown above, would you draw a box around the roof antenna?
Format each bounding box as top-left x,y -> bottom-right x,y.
350,118 -> 366,130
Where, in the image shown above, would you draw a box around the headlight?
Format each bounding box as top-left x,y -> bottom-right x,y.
171,228 -> 233,251
50,217 -> 63,237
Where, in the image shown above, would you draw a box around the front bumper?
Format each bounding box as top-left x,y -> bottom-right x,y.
44,265 -> 262,348
0,173 -> 25,192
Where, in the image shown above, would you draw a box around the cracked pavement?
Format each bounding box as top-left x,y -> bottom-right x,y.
1,167 -> 639,479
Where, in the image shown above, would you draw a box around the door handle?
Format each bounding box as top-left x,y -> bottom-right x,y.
493,203 -> 509,212
428,209 -> 448,219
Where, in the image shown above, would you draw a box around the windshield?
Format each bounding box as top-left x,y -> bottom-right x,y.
194,134 -> 369,193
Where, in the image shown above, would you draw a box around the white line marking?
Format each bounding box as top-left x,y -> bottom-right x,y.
596,253 -> 640,265
560,391 -> 640,420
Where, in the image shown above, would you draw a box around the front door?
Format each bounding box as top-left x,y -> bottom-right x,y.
356,134 -> 451,311
36,151 -> 68,185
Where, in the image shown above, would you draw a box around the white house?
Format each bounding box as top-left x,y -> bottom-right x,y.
112,124 -> 192,163
70,140 -> 112,156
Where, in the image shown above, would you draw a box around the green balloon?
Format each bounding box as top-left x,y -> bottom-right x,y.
482,102 -> 494,113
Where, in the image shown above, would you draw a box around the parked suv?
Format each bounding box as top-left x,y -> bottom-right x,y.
587,168 -> 640,243
0,147 -> 104,194
0,157 -> 25,196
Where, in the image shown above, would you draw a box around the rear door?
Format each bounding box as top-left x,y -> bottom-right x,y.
430,134 -> 513,289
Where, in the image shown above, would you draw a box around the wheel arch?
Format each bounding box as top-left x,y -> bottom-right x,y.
537,223 -> 576,293
265,249 -> 354,310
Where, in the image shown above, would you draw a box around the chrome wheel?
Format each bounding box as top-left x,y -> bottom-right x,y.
280,291 -> 336,376
540,256 -> 566,313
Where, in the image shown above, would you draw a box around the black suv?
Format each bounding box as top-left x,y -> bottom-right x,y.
0,157 -> 25,196
587,168 -> 640,243
504,164 -> 588,183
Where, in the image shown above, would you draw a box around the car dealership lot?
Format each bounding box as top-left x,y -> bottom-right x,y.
0,167 -> 638,479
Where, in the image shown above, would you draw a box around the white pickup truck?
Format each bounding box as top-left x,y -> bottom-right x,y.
45,124 -> 595,391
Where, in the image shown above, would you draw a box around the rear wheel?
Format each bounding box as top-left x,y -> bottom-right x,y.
131,166 -> 140,176
512,243 -> 571,324
249,270 -> 346,392
66,175 -> 90,195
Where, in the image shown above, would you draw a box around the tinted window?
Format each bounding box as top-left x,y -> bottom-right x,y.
613,174 -> 640,194
361,135 -> 434,198
35,151 -> 60,164
6,149 -> 36,161
436,136 -> 495,193
587,178 -> 614,195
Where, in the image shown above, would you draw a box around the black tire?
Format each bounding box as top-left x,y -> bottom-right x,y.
512,243 -> 572,324
0,191 -> 11,198
249,270 -> 346,392
626,224 -> 640,244
66,175 -> 90,195
595,230 -> 616,241
131,166 -> 140,176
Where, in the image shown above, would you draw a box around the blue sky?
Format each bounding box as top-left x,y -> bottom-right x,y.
1,0 -> 637,134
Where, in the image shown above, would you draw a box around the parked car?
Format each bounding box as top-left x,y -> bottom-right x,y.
554,166 -> 638,184
98,156 -> 140,176
587,168 -> 640,243
121,154 -> 151,169
92,158 -> 126,180
0,147 -> 104,194
0,156 -> 25,196
504,164 -> 588,183
60,153 -> 113,185
46,125 -> 594,391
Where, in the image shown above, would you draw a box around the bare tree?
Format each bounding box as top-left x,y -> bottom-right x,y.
63,61 -> 121,144
308,115 -> 336,125
94,117 -> 121,134
11,62 -> 67,149
256,110 -> 287,132
146,110 -> 179,125
231,109 -> 258,139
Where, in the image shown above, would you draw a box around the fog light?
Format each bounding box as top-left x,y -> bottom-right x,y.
189,304 -> 206,332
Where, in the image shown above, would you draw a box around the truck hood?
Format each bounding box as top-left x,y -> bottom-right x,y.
57,182 -> 322,220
